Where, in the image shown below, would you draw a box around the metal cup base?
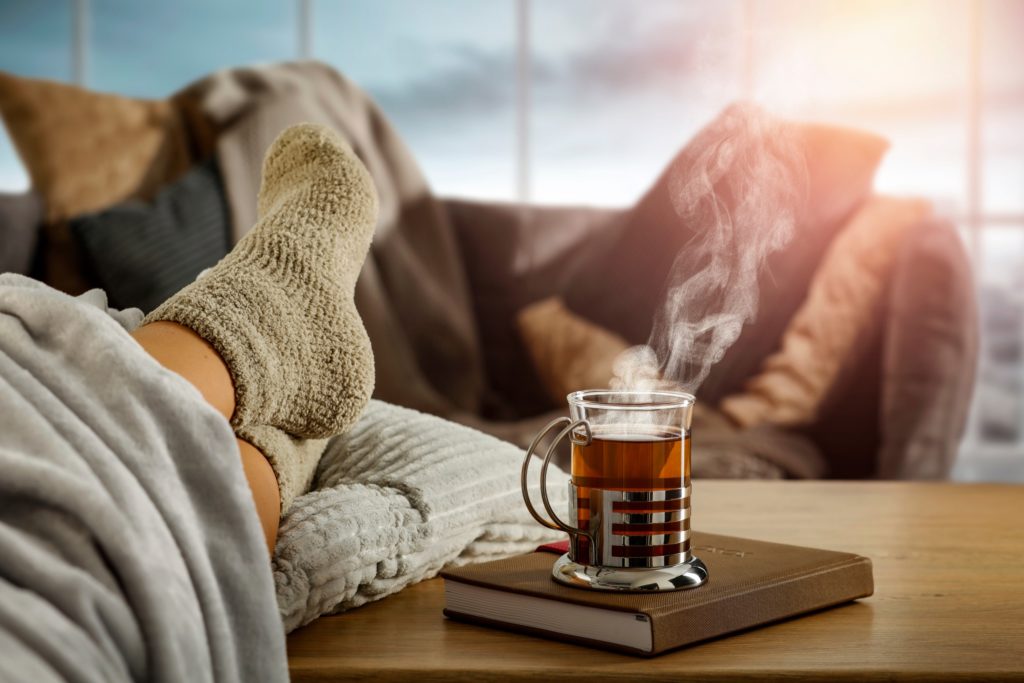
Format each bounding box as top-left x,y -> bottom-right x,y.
551,552 -> 709,592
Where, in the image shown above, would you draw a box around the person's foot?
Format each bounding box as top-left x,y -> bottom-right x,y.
145,123 -> 378,441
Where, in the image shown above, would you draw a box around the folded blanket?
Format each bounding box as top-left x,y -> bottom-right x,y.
0,273 -> 569,671
274,400 -> 567,632
0,275 -> 286,682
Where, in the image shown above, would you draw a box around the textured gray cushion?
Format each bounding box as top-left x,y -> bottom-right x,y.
0,190 -> 42,275
70,158 -> 229,312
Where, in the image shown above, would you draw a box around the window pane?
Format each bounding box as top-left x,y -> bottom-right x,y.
982,0 -> 1024,215
0,2 -> 73,81
750,0 -> 971,217
314,0 -> 516,201
531,0 -> 744,206
750,0 -> 970,107
90,0 -> 296,97
975,227 -> 1024,444
0,1 -> 73,191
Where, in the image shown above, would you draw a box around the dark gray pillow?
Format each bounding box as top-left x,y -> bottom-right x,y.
71,158 -> 229,313
0,190 -> 42,275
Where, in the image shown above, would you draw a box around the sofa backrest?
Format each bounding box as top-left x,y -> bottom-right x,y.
0,190 -> 42,276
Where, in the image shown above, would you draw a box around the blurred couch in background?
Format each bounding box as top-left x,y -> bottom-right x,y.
0,62 -> 977,480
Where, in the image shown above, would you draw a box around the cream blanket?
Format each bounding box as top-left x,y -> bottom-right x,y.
274,400 -> 567,632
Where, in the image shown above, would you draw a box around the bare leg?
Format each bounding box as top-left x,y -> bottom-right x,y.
131,321 -> 280,552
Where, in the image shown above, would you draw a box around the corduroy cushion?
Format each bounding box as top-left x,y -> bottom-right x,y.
70,158 -> 229,312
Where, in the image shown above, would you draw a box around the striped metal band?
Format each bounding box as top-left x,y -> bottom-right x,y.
611,540 -> 690,558
569,482 -> 694,568
612,507 -> 690,525
612,530 -> 690,547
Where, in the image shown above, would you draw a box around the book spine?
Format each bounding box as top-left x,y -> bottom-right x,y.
652,558 -> 874,654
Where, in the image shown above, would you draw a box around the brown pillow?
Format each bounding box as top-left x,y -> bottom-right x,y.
515,296 -> 827,479
517,297 -> 630,403
0,71 -> 192,292
720,195 -> 930,428
561,104 -> 889,404
0,71 -> 190,221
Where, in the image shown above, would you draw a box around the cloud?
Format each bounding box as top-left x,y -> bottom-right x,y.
365,4 -> 729,130
370,43 -> 518,124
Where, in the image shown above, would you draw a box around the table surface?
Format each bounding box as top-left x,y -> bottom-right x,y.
286,481 -> 1024,682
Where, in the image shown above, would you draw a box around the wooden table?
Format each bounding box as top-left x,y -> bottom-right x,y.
287,481 -> 1024,681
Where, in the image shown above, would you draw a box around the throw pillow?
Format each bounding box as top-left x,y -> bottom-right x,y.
517,296 -> 631,403
70,158 -> 229,313
720,195 -> 930,428
0,71 -> 194,295
514,298 -> 822,479
276,399 -> 568,632
0,71 -> 191,221
0,190 -> 42,274
561,104 -> 889,403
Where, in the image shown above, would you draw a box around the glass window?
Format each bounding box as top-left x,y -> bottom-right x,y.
750,0 -> 970,108
0,121 -> 28,192
0,2 -> 73,191
0,2 -> 73,82
749,0 -> 971,217
90,0 -> 296,98
530,0 -> 744,206
975,227 -> 1024,444
982,0 -> 1024,215
314,0 -> 517,201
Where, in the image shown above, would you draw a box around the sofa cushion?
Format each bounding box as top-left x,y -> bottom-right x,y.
561,104 -> 889,404
513,296 -> 824,478
69,158 -> 229,312
0,190 -> 42,274
0,71 -> 194,294
0,71 -> 191,221
517,296 -> 633,403
448,200 -> 623,417
720,195 -> 930,428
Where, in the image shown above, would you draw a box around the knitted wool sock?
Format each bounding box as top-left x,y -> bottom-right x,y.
242,427 -> 330,511
145,123 -> 378,508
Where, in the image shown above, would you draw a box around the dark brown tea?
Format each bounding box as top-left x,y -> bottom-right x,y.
571,430 -> 689,491
571,430 -> 690,561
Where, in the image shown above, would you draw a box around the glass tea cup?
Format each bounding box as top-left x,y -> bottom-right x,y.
521,389 -> 708,592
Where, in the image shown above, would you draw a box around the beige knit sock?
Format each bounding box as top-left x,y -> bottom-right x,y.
241,427 -> 330,511
145,123 -> 378,508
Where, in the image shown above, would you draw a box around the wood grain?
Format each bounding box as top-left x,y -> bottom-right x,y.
286,481 -> 1024,682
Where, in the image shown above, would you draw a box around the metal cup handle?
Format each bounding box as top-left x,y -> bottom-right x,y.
520,416 -> 593,549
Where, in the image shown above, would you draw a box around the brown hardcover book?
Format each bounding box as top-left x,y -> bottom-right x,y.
441,532 -> 873,656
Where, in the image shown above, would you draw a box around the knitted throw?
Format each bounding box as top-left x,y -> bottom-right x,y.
273,400 -> 567,632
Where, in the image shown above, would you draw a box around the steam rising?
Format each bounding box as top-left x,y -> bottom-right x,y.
613,104 -> 808,394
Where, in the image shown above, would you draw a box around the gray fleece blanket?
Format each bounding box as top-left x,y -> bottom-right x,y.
0,274 -> 287,682
0,274 -> 567,677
